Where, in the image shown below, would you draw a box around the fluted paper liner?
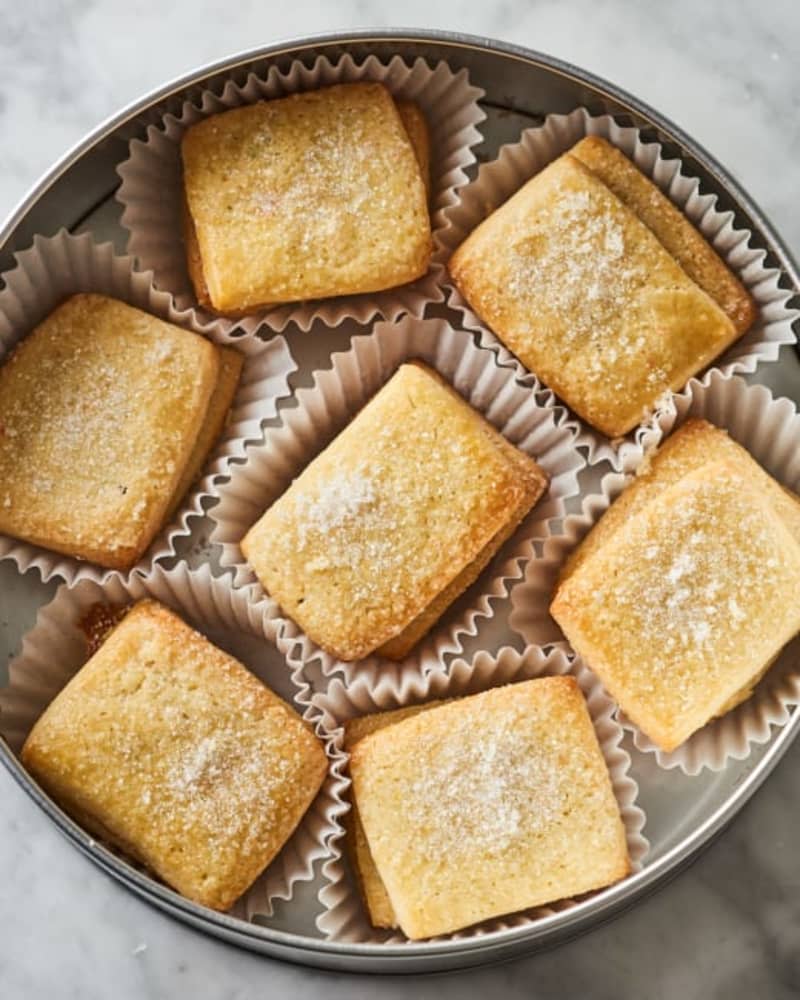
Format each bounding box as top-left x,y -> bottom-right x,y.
443,108 -> 798,469
0,562 -> 343,921
312,645 -> 648,943
510,370 -> 800,774
0,230 -> 296,584
208,316 -> 585,686
116,53 -> 485,336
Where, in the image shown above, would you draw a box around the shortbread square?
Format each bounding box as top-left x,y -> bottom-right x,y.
182,82 -> 432,313
241,362 -> 548,661
0,294 -> 225,570
551,432 -> 800,752
449,152 -> 739,437
349,678 -> 629,939
21,599 -> 328,911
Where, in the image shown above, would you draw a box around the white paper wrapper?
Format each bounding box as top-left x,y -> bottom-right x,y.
208,316 -> 586,687
0,230 -> 296,585
510,368 -> 800,774
508,472 -> 631,651
311,645 -> 648,943
0,561 -> 344,920
442,108 -> 799,469
116,53 -> 485,336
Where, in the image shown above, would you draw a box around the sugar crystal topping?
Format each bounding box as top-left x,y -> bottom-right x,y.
186,87 -> 429,305
250,123 -> 378,253
56,641 -> 312,857
289,463 -> 407,594
24,600 -> 325,896
370,690 -> 613,863
294,468 -> 377,551
0,295 -> 215,547
403,710 -> 565,858
250,364 -> 544,658
272,385 -> 525,608
622,477 -> 778,659
488,169 -> 681,397
154,721 -> 300,846
506,187 -> 646,347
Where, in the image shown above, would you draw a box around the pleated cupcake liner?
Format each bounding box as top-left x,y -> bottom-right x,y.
312,645 -> 648,943
509,369 -> 800,774
116,52 -> 486,336
207,314 -> 586,687
442,107 -> 798,468
0,229 -> 295,584
0,560 -> 345,921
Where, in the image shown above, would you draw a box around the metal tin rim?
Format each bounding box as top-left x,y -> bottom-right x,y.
2,28 -> 798,972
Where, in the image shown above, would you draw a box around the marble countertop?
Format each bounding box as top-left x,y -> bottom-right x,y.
1,1 -> 799,997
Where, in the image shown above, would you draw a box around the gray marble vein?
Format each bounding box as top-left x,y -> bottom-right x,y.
1,1 -> 799,996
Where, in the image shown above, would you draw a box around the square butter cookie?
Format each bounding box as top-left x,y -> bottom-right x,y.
551,421 -> 800,751
182,82 -> 432,313
241,361 -> 548,661
21,599 -> 328,910
449,150 -> 744,437
348,677 -> 629,939
0,294 -> 239,570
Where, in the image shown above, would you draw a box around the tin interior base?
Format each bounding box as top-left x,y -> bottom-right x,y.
1,30 -> 798,973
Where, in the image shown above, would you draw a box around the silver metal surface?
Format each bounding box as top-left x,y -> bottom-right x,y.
1,28 -> 798,974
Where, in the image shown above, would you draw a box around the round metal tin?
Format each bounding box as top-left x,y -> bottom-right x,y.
1,28 -> 798,973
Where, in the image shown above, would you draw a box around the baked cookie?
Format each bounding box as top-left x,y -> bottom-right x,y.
182,82 -> 432,313
449,142 -> 754,438
241,362 -> 548,661
349,678 -> 629,939
21,599 -> 328,911
551,422 -> 800,751
0,294 -> 240,570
